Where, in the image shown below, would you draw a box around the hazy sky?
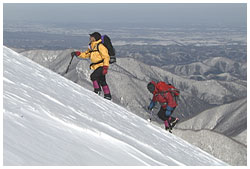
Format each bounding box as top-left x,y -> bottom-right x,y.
3,3 -> 247,27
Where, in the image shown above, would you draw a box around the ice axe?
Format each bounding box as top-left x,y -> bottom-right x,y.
65,54 -> 74,74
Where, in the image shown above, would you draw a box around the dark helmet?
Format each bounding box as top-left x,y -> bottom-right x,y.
147,82 -> 156,93
89,32 -> 101,41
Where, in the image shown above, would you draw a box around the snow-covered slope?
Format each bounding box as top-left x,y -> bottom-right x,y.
16,48 -> 246,165
3,46 -> 228,166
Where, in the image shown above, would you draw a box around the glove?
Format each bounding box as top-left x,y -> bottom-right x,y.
148,100 -> 156,110
102,66 -> 108,75
71,51 -> 81,57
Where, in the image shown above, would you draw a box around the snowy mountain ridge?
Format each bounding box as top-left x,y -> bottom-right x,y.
164,56 -> 247,82
3,46 -> 228,165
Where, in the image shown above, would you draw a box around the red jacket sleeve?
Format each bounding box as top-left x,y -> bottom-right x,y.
152,94 -> 157,102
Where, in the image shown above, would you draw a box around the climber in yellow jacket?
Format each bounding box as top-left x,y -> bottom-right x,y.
71,32 -> 112,100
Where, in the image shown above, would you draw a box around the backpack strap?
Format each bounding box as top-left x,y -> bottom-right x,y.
89,43 -> 104,69
89,43 -> 101,53
89,59 -> 104,69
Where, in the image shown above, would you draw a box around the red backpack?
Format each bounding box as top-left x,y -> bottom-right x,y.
156,81 -> 180,98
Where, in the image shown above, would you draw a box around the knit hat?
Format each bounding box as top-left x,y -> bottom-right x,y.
89,32 -> 101,41
147,82 -> 156,93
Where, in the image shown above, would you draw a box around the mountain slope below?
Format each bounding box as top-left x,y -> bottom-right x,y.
177,98 -> 247,137
173,129 -> 247,166
3,46 -> 227,166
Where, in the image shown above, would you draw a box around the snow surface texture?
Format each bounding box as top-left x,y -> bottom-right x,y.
3,46 -> 228,166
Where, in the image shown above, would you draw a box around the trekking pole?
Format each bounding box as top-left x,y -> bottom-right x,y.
65,54 -> 74,74
147,109 -> 154,122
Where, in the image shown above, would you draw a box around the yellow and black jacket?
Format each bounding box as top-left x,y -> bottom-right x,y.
78,39 -> 110,70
